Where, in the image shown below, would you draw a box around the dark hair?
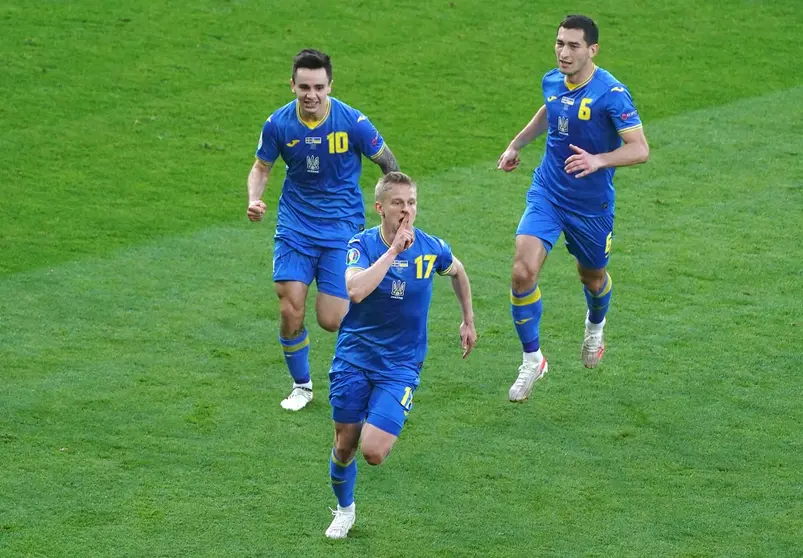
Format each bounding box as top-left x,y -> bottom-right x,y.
558,14 -> 599,46
292,49 -> 332,82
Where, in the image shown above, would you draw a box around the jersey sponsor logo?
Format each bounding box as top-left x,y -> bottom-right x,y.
346,248 -> 360,264
306,155 -> 320,173
515,318 -> 533,325
611,86 -> 625,92
561,96 -> 575,106
357,115 -> 367,122
620,110 -> 638,121
547,95 -> 558,102
391,280 -> 406,300
286,139 -> 300,147
558,115 -> 569,135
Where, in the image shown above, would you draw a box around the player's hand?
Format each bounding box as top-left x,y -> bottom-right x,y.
460,320 -> 477,359
497,147 -> 521,172
564,144 -> 603,178
247,200 -> 267,221
390,215 -> 414,254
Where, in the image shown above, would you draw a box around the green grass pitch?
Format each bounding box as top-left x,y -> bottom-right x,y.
1,1 -> 802,556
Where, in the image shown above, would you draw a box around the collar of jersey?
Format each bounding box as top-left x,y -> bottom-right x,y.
379,226 -> 415,249
296,98 -> 331,129
564,65 -> 596,91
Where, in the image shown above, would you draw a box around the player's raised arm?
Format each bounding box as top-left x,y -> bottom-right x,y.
497,105 -> 548,172
246,159 -> 272,221
345,215 -> 413,303
444,256 -> 477,358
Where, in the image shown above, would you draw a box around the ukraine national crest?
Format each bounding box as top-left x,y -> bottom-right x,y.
390,280 -> 406,300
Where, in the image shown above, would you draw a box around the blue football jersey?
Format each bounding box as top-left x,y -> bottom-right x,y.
255,97 -> 386,253
530,66 -> 643,216
334,226 -> 455,378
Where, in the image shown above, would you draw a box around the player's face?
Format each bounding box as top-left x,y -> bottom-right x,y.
555,27 -> 598,77
291,67 -> 332,118
377,184 -> 417,232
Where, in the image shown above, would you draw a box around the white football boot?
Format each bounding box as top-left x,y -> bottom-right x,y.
508,358 -> 548,402
581,316 -> 606,368
325,505 -> 356,539
280,386 -> 313,411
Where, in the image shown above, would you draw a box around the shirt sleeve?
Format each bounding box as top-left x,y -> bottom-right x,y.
255,116 -> 280,163
605,85 -> 643,134
350,113 -> 386,160
435,237 -> 455,276
346,236 -> 371,271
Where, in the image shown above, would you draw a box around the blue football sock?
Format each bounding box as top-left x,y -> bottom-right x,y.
584,273 -> 612,324
330,449 -> 357,508
279,328 -> 311,384
511,285 -> 543,353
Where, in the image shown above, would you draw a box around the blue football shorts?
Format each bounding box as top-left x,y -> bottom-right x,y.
516,189 -> 614,270
328,357 -> 419,437
272,238 -> 348,299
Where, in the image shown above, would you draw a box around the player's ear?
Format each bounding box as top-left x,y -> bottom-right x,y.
289,78 -> 295,91
374,201 -> 382,216
589,44 -> 599,57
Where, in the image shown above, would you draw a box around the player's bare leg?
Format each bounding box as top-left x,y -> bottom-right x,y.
578,264 -> 608,368
360,423 -> 398,466
275,281 -> 314,410
509,235 -> 549,401
326,422 -> 361,539
315,291 -> 349,333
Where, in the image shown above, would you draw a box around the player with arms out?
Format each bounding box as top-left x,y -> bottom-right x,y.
247,49 -> 399,411
323,171 -> 477,539
497,15 -> 649,401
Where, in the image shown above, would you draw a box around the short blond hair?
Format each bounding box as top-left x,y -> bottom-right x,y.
375,171 -> 416,201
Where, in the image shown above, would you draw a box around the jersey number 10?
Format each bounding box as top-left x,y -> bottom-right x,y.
327,132 -> 348,153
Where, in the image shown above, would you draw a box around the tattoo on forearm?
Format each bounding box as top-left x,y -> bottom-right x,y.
374,146 -> 400,174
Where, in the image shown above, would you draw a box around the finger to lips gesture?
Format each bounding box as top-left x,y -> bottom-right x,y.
392,215 -> 414,253
564,144 -> 602,178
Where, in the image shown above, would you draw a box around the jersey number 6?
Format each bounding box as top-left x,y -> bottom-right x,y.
578,98 -> 592,121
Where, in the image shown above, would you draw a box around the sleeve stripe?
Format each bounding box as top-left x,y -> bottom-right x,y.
256,156 -> 275,165
618,124 -> 643,135
437,263 -> 454,276
369,143 -> 387,160
348,266 -> 366,272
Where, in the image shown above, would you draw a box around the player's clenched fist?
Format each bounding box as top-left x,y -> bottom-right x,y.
247,200 -> 267,221
497,147 -> 521,172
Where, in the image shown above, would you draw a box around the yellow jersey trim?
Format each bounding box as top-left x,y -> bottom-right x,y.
282,337 -> 310,354
565,66 -> 596,91
379,227 -> 414,249
255,156 -> 274,166
510,286 -> 542,306
369,143 -> 387,161
296,98 -> 331,130
437,263 -> 454,276
618,123 -> 643,135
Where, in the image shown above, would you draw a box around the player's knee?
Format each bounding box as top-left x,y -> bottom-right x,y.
362,446 -> 387,466
317,313 -> 341,333
511,259 -> 538,292
579,271 -> 606,293
333,444 -> 357,464
278,298 -> 305,327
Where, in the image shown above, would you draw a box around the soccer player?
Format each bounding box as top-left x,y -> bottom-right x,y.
247,49 -> 399,411
324,171 -> 477,539
496,14 -> 649,401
